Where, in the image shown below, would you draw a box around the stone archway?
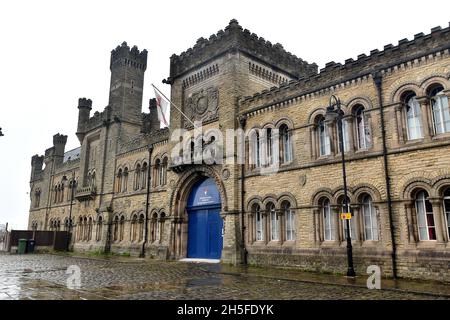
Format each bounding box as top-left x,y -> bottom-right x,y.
168,166 -> 228,259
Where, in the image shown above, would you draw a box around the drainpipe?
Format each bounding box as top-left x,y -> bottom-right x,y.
140,144 -> 153,258
373,71 -> 397,279
239,115 -> 248,264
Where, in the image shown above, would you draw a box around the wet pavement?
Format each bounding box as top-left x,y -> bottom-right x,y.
0,252 -> 449,300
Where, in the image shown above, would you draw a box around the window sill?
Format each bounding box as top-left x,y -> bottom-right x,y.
416,240 -> 438,249
431,132 -> 450,141
320,240 -> 340,247
403,138 -> 425,145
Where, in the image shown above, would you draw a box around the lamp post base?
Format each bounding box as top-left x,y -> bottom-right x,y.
346,268 -> 356,277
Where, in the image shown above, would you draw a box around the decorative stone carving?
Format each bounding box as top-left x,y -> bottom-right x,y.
299,174 -> 307,187
222,168 -> 230,180
184,87 -> 219,127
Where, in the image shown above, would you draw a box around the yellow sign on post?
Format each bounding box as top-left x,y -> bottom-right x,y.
340,213 -> 352,220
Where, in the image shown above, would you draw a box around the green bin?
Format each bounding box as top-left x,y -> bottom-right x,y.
18,239 -> 27,254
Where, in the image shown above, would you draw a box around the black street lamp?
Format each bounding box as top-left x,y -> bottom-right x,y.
325,95 -> 356,278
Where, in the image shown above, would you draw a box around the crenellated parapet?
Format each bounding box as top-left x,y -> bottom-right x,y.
239,22 -> 450,114
30,155 -> 44,181
110,41 -> 148,71
118,127 -> 169,155
170,19 -> 318,80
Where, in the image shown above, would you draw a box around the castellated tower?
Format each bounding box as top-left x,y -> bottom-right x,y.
52,133 -> 68,165
109,42 -> 147,125
30,155 -> 44,181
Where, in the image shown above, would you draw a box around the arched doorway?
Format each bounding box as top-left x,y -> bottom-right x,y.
186,177 -> 223,259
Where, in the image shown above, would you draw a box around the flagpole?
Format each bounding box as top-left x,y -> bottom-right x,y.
152,84 -> 197,128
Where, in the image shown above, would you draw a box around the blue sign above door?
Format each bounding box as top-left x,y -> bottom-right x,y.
187,178 -> 221,208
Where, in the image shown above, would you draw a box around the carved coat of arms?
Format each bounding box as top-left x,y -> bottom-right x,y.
184,87 -> 219,127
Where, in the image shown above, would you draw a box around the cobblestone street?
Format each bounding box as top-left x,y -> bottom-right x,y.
0,253 -> 449,300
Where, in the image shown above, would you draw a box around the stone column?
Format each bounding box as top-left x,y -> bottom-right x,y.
331,205 -> 341,243
345,117 -> 355,152
394,104 -> 405,144
328,121 -> 337,155
416,97 -> 432,140
313,208 -> 321,244
351,205 -> 363,242
247,214 -> 253,244
429,198 -> 445,243
405,203 -> 417,243
263,210 -> 269,245
277,210 -> 285,243
310,126 -> 317,159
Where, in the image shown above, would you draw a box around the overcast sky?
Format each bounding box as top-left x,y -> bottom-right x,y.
0,0 -> 449,230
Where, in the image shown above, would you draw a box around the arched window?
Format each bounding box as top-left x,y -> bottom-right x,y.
404,93 -> 423,140
268,202 -> 279,241
83,217 -> 88,241
119,216 -> 125,241
34,189 -> 41,207
134,164 -> 141,190
154,159 -> 161,187
116,169 -> 123,193
415,190 -> 436,240
443,188 -> 450,238
340,196 -> 356,240
317,116 -> 331,156
158,212 -> 165,242
87,217 -> 93,241
138,214 -> 145,242
122,168 -> 128,192
161,157 -> 168,186
60,184 -> 65,203
361,194 -> 378,241
282,201 -> 296,241
430,86 -> 450,134
96,216 -> 103,242
150,212 -> 158,243
264,128 -> 274,166
253,204 -> 263,241
337,118 -> 350,153
78,217 -> 83,241
130,214 -> 138,242
321,198 -> 335,241
354,105 -> 371,150
249,130 -> 261,169
113,216 -> 119,242
141,162 -> 148,189
91,171 -> 96,189
279,124 -> 293,163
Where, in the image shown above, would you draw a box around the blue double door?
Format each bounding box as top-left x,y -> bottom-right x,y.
187,207 -> 223,259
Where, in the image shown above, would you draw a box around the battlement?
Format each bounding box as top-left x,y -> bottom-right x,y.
53,133 -> 68,145
84,107 -> 112,132
170,19 -> 318,79
31,154 -> 44,166
78,97 -> 92,109
110,41 -> 148,71
239,22 -> 450,111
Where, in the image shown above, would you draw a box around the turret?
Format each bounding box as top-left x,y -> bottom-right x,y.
52,133 -> 68,165
108,42 -> 148,124
149,98 -> 161,131
30,155 -> 44,181
76,98 -> 92,143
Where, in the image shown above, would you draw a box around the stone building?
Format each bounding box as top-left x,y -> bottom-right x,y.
28,20 -> 450,281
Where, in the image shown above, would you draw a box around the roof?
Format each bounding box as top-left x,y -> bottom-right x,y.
63,147 -> 81,163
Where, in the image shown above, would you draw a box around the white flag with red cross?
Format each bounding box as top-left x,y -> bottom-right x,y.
153,87 -> 169,127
